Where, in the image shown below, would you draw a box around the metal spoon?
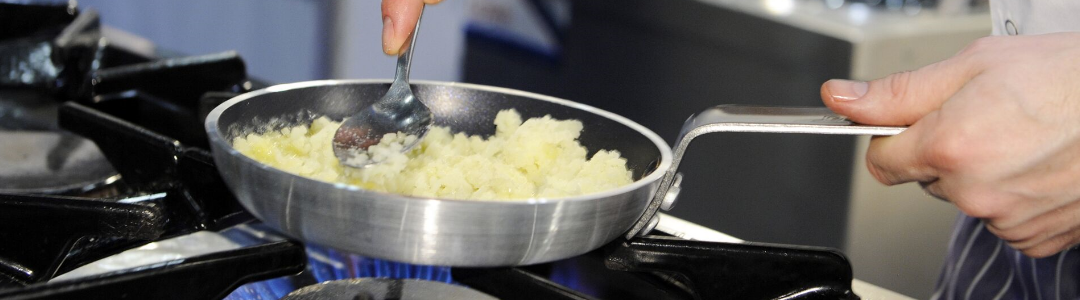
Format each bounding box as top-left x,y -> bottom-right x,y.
333,7 -> 432,168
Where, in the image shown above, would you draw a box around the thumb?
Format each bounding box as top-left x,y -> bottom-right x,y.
382,0 -> 426,55
820,57 -> 983,126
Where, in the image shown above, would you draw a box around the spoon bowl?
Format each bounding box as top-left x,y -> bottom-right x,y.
333,6 -> 431,168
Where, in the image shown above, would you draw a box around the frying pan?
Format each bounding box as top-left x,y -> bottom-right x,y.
204,79 -> 904,266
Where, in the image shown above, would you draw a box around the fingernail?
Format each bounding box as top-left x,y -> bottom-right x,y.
382,16 -> 396,55
827,79 -> 868,101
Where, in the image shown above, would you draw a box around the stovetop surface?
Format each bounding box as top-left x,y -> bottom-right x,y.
0,3 -> 879,300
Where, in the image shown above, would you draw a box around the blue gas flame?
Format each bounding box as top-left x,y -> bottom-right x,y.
223,244 -> 455,300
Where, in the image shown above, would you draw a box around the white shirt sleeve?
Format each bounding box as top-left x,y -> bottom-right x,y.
990,0 -> 1080,36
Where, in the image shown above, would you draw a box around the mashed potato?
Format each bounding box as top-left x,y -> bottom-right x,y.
232,109 -> 633,200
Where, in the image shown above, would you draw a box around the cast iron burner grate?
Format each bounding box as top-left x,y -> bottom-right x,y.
0,3 -> 860,300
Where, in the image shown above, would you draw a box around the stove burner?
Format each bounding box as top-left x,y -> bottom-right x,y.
0,90 -> 117,194
0,2 -> 247,195
0,127 -> 118,194
224,243 -> 457,300
281,278 -> 496,300
0,4 -> 115,195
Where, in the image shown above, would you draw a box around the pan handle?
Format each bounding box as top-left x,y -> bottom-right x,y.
625,105 -> 906,239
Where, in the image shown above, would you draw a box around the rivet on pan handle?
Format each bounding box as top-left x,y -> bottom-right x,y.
626,105 -> 906,238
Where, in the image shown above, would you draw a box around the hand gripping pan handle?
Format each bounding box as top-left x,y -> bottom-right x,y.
625,105 -> 907,239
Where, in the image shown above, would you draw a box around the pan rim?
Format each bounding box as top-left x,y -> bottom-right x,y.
204,79 -> 673,205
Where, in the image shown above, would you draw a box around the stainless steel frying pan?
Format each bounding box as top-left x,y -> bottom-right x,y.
204,79 -> 904,266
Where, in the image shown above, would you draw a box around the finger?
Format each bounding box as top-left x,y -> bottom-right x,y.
1015,227 -> 1080,258
924,180 -> 1024,224
820,56 -> 986,126
864,111 -> 943,185
988,196 -> 1080,248
382,0 -> 425,55
423,0 -> 443,4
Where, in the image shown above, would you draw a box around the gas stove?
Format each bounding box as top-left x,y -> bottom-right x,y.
0,3 -> 895,299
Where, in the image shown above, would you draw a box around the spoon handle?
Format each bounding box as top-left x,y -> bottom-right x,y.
394,5 -> 424,84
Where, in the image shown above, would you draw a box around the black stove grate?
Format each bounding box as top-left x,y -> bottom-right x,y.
0,193 -> 164,286
0,240 -> 306,300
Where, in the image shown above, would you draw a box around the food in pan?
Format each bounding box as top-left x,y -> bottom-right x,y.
232,109 -> 633,200
337,131 -> 419,167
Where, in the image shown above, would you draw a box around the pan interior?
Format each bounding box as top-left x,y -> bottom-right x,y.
215,82 -> 664,181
